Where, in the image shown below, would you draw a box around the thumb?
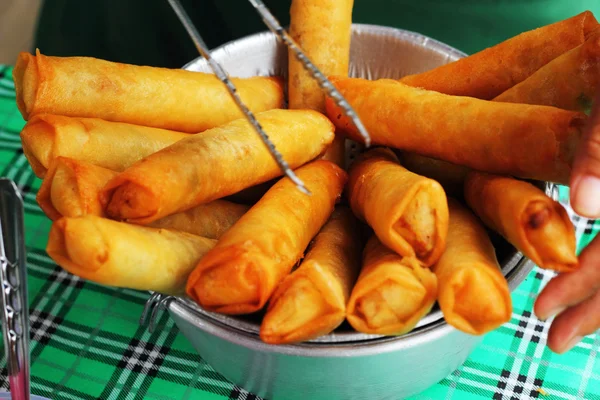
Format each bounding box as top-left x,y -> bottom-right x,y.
570,93 -> 600,219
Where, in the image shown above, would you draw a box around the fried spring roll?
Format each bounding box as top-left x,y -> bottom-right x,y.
147,200 -> 249,240
288,0 -> 353,166
13,50 -> 284,132
464,172 -> 577,272
260,208 -> 362,344
433,199 -> 512,335
347,148 -> 448,267
326,77 -> 585,185
37,157 -> 249,239
37,157 -> 118,220
20,114 -> 188,178
346,236 -> 437,335
186,160 -> 347,315
46,216 -> 216,295
102,109 -> 335,224
399,12 -> 599,99
494,30 -> 600,113
398,152 -> 470,197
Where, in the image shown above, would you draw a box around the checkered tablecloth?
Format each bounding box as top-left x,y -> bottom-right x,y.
0,64 -> 598,400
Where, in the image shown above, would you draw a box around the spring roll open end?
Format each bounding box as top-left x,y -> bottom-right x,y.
13,51 -> 39,120
354,278 -> 426,332
392,187 -> 437,260
523,201 -> 579,271
187,248 -> 266,315
50,162 -> 83,218
47,218 -> 108,280
104,182 -> 158,222
260,276 -> 336,344
443,267 -> 511,335
20,115 -> 60,178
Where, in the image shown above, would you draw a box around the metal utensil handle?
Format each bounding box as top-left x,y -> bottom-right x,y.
0,179 -> 30,400
167,0 -> 311,195
248,0 -> 372,147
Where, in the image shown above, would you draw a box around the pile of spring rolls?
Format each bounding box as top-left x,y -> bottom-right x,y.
13,2 -> 598,344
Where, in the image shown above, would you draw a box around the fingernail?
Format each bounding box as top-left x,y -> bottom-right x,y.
563,335 -> 583,353
536,306 -> 565,321
572,175 -> 600,218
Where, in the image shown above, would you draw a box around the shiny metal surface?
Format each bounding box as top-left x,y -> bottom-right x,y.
164,25 -> 541,400
168,0 -> 310,194
0,180 -> 30,400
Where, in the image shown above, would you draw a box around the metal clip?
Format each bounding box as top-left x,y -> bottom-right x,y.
139,293 -> 174,334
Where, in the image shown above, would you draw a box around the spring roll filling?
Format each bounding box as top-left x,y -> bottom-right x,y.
262,276 -> 333,338
392,188 -> 437,258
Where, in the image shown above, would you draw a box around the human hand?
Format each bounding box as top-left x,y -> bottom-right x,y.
534,93 -> 600,353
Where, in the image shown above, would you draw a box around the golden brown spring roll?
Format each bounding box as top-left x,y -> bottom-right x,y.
20,114 -> 188,178
186,160 -> 347,315
37,157 -> 249,239
288,0 -> 353,166
46,216 -> 216,295
494,30 -> 600,113
326,77 -> 585,185
102,109 -> 335,225
433,199 -> 512,335
147,200 -> 249,240
347,148 -> 448,267
37,157 -> 118,220
398,152 -> 470,197
346,236 -> 437,335
260,207 -> 362,344
399,11 -> 599,99
13,50 -> 284,132
464,172 -> 578,273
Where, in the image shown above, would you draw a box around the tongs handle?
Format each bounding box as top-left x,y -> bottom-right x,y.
167,0 -> 372,195
248,0 -> 371,147
0,179 -> 30,400
167,0 -> 311,195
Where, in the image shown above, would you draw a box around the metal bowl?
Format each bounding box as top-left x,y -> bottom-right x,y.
165,25 -> 543,400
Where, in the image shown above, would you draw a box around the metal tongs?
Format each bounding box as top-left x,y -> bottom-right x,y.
167,0 -> 371,195
0,179 -> 30,400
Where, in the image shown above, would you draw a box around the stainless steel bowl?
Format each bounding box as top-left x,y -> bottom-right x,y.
166,25 -> 542,400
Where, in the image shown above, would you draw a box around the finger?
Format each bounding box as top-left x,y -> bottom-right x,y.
546,288 -> 600,354
570,90 -> 600,218
535,234 -> 600,320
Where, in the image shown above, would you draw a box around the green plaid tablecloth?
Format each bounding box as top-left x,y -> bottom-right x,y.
0,64 -> 598,400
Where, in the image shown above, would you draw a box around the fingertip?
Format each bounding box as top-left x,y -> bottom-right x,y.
570,175 -> 600,219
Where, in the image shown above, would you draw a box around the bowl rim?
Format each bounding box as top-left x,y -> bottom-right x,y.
168,24 -> 546,353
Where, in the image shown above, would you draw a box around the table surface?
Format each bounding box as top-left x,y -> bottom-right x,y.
0,64 -> 598,400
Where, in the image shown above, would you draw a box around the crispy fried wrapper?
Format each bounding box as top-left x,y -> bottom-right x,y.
37,157 -> 118,220
288,0 -> 353,166
46,216 -> 216,295
260,207 -> 362,344
399,12 -> 599,99
346,236 -> 438,335
326,77 -> 585,185
464,172 -> 578,273
101,109 -> 335,224
20,114 -> 187,178
186,160 -> 347,315
494,29 -> 600,113
347,148 -> 448,267
398,152 -> 470,198
37,157 -> 249,239
13,50 -> 284,132
433,199 -> 512,335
